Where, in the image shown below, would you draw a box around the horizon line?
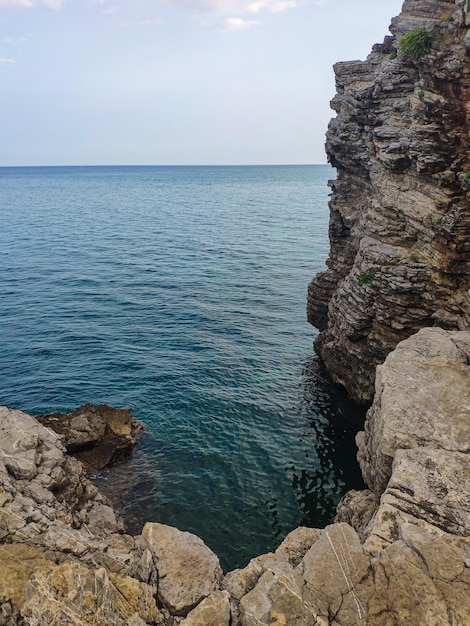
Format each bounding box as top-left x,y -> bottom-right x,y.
0,162 -> 330,169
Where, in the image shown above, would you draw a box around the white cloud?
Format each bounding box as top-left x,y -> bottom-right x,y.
0,57 -> 16,63
0,0 -> 63,6
0,0 -> 34,6
220,17 -> 261,31
41,0 -> 62,8
2,36 -> 26,43
270,1 -> 296,13
166,0 -> 296,15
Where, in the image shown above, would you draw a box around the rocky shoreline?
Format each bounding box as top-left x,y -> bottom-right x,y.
1,327 -> 469,625
2,0 -> 470,623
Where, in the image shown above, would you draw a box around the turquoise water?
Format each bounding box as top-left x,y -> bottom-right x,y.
0,165 -> 365,570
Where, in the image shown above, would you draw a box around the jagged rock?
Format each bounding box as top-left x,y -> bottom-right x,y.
364,446 -> 470,552
36,403 -> 144,473
221,328 -> 470,625
358,327 -> 470,497
238,555 -> 307,626
0,544 -> 59,621
334,488 -> 376,539
366,524 -> 470,625
274,526 -> 322,567
307,0 -> 470,402
139,522 -> 223,617
0,407 -> 125,550
21,562 -> 161,626
0,406 -> 149,624
180,591 -> 231,626
302,523 -> 373,625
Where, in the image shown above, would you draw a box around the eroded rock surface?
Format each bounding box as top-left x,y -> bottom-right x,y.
308,0 -> 470,402
36,403 -> 144,473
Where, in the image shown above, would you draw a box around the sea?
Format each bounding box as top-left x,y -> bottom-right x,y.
0,164 -> 365,571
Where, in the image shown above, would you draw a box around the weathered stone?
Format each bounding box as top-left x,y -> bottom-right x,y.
222,553 -> 274,602
302,523 -> 372,625
334,489 -> 376,539
180,590 -> 231,626
358,327 -> 470,497
274,526 -> 322,567
239,555 -> 309,626
0,544 -> 57,618
36,403 -> 143,473
364,446 -> 470,552
140,522 -> 223,616
21,562 -> 160,626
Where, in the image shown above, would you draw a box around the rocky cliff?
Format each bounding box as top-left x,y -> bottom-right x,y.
1,327 -> 469,625
308,0 -> 470,402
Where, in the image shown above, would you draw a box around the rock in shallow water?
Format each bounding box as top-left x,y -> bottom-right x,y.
36,403 -> 144,473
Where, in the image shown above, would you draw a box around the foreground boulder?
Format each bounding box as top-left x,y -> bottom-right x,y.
138,523 -> 223,616
0,406 -> 221,625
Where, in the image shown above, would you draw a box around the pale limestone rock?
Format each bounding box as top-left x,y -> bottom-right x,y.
0,407 -> 62,480
358,327 -> 470,497
180,591 -> 231,626
239,555 -> 309,626
302,523 -> 372,625
364,446 -> 470,552
222,553 -> 274,601
274,526 -> 322,567
21,562 -> 160,626
140,522 -> 223,616
334,489 -> 376,539
0,544 -> 58,618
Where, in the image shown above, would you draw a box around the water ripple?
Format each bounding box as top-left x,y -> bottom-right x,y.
0,165 -> 365,571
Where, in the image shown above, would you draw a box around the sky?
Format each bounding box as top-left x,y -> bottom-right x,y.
0,0 -> 404,166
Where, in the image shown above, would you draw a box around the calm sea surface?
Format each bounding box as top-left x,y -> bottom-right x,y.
0,165 -> 365,570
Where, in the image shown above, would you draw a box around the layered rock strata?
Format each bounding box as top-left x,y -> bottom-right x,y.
308,0 -> 470,402
1,328 -> 469,625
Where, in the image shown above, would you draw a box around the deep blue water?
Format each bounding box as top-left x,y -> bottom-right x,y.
0,165 -> 365,570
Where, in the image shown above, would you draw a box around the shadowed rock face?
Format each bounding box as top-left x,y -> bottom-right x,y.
308,0 -> 470,403
36,403 -> 144,473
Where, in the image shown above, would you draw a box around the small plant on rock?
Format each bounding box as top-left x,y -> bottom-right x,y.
399,28 -> 433,62
357,273 -> 372,285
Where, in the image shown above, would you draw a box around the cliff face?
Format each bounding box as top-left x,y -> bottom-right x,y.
308,0 -> 470,402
